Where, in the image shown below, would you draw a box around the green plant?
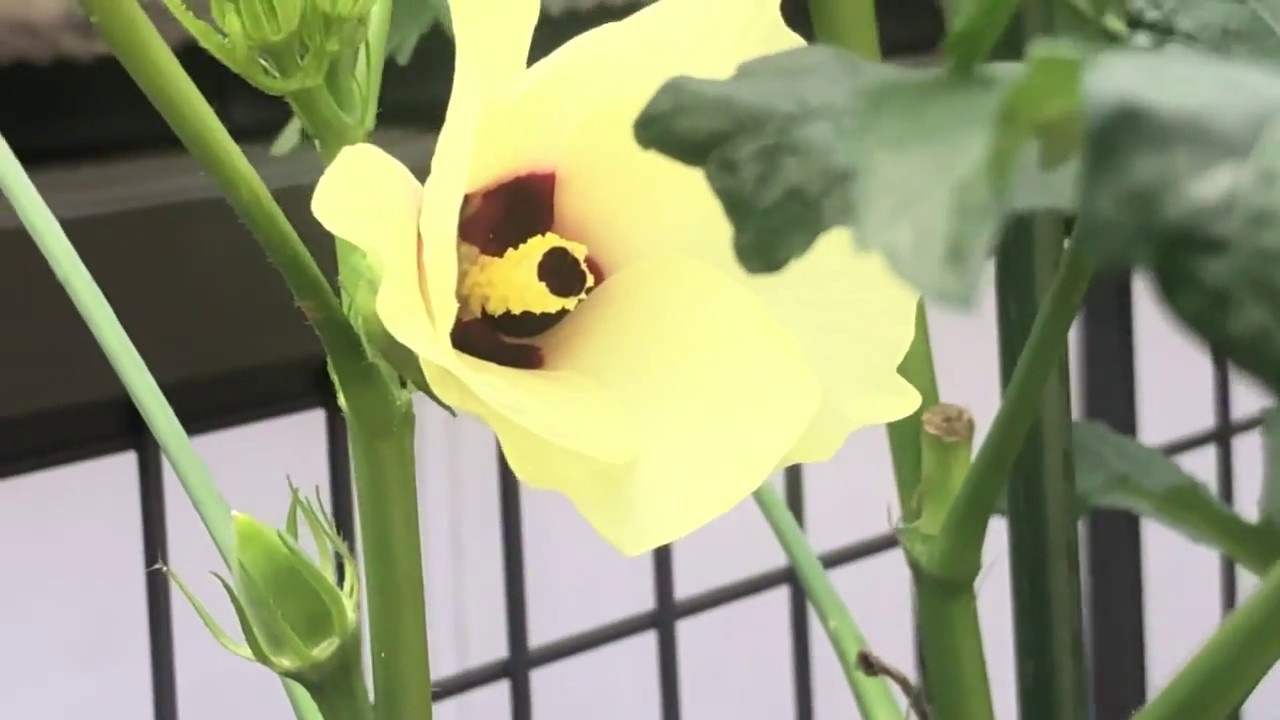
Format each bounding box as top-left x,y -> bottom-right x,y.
6,0 -> 1280,718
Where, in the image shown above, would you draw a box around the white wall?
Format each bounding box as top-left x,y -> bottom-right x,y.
1,269 -> 1275,720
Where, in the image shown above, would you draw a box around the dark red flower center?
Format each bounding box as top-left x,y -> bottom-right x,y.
450,172 -> 603,369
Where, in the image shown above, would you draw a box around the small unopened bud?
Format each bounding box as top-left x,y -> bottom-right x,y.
165,485 -> 360,685
160,0 -> 336,95
211,0 -> 304,49
306,0 -> 377,54
316,0 -> 377,21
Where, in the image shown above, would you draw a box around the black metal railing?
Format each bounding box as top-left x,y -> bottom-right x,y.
0,274 -> 1260,719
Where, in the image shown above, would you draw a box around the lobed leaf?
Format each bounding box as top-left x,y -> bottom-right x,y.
635,43 -> 1081,305
1073,48 -> 1280,395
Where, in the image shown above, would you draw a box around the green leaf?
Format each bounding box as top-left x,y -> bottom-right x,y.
1056,0 -> 1132,44
1073,48 -> 1280,394
285,480 -> 302,541
386,0 -> 451,66
944,0 -> 1021,72
163,566 -> 257,662
992,421 -> 1280,572
289,485 -> 336,582
1072,421 -> 1279,573
1073,421 -> 1232,532
1087,0 -> 1125,15
212,572 -> 276,665
269,117 -> 305,157
636,46 -> 877,273
634,43 -> 1080,305
1261,406 -> 1280,528
1131,0 -> 1280,63
1000,40 -> 1086,172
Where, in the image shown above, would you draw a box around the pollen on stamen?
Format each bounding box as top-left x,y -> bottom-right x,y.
460,232 -> 594,320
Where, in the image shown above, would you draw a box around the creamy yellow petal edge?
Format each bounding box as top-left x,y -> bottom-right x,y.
468,0 -> 802,191
418,0 -> 542,341
497,254 -> 821,556
757,229 -> 922,465
310,143 -> 422,269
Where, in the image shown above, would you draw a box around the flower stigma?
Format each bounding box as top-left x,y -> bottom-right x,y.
449,172 -> 602,369
458,231 -> 595,336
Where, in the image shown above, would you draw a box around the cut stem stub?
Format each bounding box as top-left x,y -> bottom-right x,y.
916,403 -> 976,536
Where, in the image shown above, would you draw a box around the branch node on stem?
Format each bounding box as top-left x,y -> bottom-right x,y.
856,649 -> 932,720
915,403 -> 976,537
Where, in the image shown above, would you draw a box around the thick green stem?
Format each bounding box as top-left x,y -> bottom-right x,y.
914,575 -> 995,720
345,394 -> 433,720
908,238 -> 1090,720
805,0 -> 946,714
910,403 -> 994,720
916,405 -> 975,537
994,220 -> 1089,720
887,303 -> 942,523
79,0 -> 369,389
808,0 -> 880,59
754,485 -> 902,720
287,85 -> 365,300
308,654 -> 376,720
1134,559 -> 1280,719
78,4 -> 416,719
287,74 -> 371,312
282,6 -> 435,719
930,243 -> 1093,574
291,87 -> 364,159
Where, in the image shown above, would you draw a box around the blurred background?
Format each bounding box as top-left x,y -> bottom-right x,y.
1,0 -> 1276,718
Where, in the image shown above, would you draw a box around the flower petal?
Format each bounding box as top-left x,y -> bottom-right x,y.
503,254 -> 821,555
445,353 -> 640,464
762,230 -> 922,464
467,0 -> 802,192
419,0 -> 542,339
312,144 -> 452,363
310,143 -> 421,267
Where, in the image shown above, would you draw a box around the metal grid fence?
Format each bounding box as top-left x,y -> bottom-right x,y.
9,275 -> 1244,720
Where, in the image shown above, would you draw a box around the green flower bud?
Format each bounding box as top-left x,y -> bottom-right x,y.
159,0 -> 331,95
309,0 -> 377,55
316,0 -> 377,21
164,486 -> 360,685
211,0 -> 304,49
232,512 -> 352,676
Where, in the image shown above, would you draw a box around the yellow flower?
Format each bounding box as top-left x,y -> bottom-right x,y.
310,0 -> 921,555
